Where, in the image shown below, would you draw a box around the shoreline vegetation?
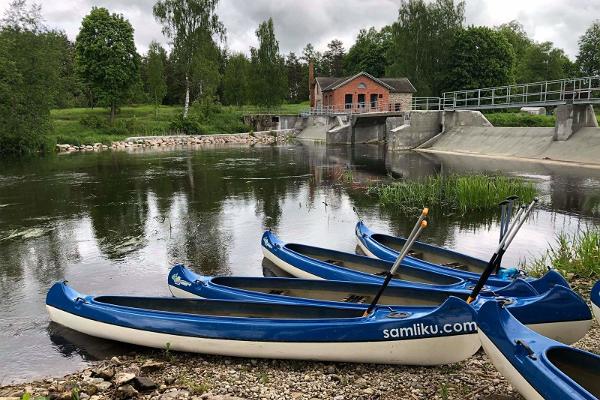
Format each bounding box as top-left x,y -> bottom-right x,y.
367,173 -> 537,214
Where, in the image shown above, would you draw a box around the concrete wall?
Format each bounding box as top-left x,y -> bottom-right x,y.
387,111 -> 442,150
554,104 -> 598,141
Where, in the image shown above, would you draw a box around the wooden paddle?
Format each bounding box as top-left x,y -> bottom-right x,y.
363,208 -> 429,316
467,198 -> 538,304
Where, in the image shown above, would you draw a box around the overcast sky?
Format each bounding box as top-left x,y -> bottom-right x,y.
0,0 -> 597,59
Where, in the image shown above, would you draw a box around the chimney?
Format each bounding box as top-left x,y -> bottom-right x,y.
309,61 -> 315,107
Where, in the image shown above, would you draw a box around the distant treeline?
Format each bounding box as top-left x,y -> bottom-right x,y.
2,0 -> 600,155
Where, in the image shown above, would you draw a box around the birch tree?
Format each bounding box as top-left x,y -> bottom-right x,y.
153,0 -> 224,118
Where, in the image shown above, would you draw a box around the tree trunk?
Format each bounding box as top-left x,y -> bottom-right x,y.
183,75 -> 190,119
110,101 -> 116,125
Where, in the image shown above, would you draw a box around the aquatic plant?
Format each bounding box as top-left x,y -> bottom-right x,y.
526,228 -> 600,278
368,173 -> 537,214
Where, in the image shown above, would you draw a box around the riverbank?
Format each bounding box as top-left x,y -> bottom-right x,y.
2,279 -> 598,400
54,130 -> 295,153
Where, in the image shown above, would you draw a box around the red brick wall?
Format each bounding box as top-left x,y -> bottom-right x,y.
325,76 -> 390,111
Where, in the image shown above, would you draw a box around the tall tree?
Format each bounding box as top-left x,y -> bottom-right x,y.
301,42 -> 322,74
387,0 -> 465,96
344,27 -> 392,76
153,0 -> 225,118
445,26 -> 515,91
222,52 -> 250,106
146,40 -> 168,117
577,21 -> 600,76
250,18 -> 287,108
75,7 -> 139,124
0,0 -> 63,154
322,39 -> 345,76
520,42 -> 572,82
285,52 -> 308,103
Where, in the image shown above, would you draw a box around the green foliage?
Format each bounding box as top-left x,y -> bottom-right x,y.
368,174 -> 537,215
386,0 -> 465,96
485,112 -> 555,127
169,114 -> 204,135
285,52 -> 308,103
222,52 -> 251,106
527,229 -> 600,279
250,18 -> 287,108
445,26 -> 515,91
146,40 -> 168,116
75,7 -> 139,123
0,0 -> 63,155
344,27 -> 392,77
577,21 -> 600,76
519,42 -> 572,83
153,0 -> 225,117
322,39 -> 345,76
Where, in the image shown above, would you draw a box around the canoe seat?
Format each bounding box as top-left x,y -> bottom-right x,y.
324,259 -> 346,267
442,261 -> 469,271
342,294 -> 368,304
268,289 -> 289,296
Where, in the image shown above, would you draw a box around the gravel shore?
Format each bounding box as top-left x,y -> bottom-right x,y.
1,280 -> 598,400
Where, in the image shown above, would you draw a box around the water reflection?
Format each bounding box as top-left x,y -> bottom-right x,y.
0,143 -> 599,383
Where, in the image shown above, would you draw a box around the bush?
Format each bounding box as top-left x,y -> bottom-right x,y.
79,114 -> 110,129
169,115 -> 205,135
485,112 -> 555,127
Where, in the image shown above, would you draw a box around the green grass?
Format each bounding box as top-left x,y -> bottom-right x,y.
526,228 -> 600,278
485,110 -> 600,127
49,102 -> 308,146
368,173 -> 538,214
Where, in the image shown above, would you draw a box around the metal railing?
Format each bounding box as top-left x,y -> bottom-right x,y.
412,97 -> 442,111
301,101 -> 408,116
442,76 -> 600,110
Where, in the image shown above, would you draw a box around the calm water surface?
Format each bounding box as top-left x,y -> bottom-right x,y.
1,142 -> 599,383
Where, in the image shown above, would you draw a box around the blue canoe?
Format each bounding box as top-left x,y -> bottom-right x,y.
169,265 -> 592,344
261,230 -> 569,295
46,282 -> 480,365
592,281 -> 600,324
355,221 -> 537,286
478,300 -> 600,400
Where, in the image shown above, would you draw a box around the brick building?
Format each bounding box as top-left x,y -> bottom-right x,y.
309,64 -> 416,112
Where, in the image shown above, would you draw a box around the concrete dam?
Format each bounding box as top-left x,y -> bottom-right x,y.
288,105 -> 600,167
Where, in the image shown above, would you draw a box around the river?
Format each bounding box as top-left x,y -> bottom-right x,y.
1,142 -> 599,383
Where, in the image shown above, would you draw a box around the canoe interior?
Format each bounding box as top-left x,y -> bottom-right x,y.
546,347 -> 600,397
371,234 -> 488,274
211,277 -> 464,306
95,296 -> 365,319
285,243 -> 462,286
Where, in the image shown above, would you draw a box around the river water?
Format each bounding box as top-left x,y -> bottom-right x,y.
1,143 -> 599,383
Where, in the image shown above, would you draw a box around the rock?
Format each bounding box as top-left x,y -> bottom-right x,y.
115,384 -> 138,400
83,377 -> 105,386
95,381 -> 112,392
110,356 -> 121,365
362,388 -> 374,395
133,376 -> 157,392
140,360 -> 164,373
159,390 -> 190,399
113,372 -> 135,386
164,377 -> 176,385
93,366 -> 115,381
326,366 -> 336,374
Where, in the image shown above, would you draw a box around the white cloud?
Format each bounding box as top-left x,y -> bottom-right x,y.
0,0 -> 596,58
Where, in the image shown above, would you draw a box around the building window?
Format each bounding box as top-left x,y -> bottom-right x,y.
357,82 -> 366,89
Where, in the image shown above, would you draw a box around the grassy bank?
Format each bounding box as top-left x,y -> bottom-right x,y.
484,112 -> 556,127
368,174 -> 537,214
49,102 -> 309,146
527,228 -> 600,279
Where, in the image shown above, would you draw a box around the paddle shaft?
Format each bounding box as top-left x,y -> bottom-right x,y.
495,204 -> 526,271
467,199 -> 537,303
363,220 -> 427,316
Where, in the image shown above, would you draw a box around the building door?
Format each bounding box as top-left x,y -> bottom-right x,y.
370,93 -> 378,110
358,94 -> 365,111
344,94 -> 353,109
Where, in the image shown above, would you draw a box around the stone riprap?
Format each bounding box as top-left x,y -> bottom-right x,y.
55,130 -> 295,153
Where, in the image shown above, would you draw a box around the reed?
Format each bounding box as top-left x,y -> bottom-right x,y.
527,229 -> 600,278
368,174 -> 537,214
